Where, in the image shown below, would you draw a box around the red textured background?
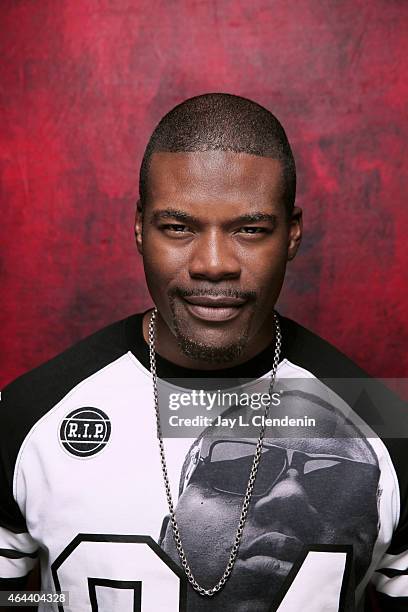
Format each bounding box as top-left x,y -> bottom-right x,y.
1,0 -> 407,388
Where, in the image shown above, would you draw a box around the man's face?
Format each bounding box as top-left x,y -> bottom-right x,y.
136,150 -> 301,364
161,395 -> 380,611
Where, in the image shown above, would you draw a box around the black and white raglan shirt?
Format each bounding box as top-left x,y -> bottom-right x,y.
0,310 -> 407,612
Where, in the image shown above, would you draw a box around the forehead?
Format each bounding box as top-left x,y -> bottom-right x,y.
146,150 -> 284,211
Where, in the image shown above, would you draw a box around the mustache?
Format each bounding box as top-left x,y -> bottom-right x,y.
168,286 -> 257,302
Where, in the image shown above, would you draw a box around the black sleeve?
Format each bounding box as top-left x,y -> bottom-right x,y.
0,572 -> 39,612
0,573 -> 31,591
0,387 -> 39,580
368,438 -> 408,612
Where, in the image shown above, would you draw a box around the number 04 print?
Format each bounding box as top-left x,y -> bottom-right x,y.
51,535 -> 187,611
51,535 -> 350,611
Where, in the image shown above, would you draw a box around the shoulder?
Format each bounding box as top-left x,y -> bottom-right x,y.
0,312 -> 143,442
278,313 -> 404,433
0,312 -> 144,531
279,313 -> 408,542
278,313 -> 369,379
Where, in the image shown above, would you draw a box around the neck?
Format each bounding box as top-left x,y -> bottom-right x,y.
142,308 -> 276,370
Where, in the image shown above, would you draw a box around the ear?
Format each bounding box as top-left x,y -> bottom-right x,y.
287,206 -> 302,261
135,200 -> 143,255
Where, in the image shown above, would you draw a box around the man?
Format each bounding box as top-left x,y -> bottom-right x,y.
0,93 -> 406,611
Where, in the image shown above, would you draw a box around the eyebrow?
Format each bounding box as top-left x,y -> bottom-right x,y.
151,209 -> 195,223
235,212 -> 277,224
151,208 -> 277,225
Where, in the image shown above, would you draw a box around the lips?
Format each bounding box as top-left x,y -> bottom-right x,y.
182,295 -> 247,322
240,532 -> 303,562
183,295 -> 247,307
234,532 -> 303,587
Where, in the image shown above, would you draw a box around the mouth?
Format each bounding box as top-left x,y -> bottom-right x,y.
235,554 -> 293,580
240,532 -> 303,563
235,532 -> 303,583
182,295 -> 247,322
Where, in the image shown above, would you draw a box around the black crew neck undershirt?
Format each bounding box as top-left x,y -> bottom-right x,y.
124,309 -> 288,380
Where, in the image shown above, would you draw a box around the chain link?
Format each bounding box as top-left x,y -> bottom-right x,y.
148,307 -> 282,596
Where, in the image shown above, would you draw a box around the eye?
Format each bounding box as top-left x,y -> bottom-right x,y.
237,227 -> 268,235
161,223 -> 191,233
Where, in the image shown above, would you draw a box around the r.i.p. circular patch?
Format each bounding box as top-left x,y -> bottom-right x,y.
59,407 -> 111,458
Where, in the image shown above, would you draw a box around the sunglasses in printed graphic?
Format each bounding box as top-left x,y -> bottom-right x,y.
182,439 -> 379,513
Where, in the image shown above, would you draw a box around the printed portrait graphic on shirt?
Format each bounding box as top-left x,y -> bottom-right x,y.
159,390 -> 381,612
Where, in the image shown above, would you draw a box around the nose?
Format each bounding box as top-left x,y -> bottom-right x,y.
188,228 -> 241,281
253,469 -> 320,535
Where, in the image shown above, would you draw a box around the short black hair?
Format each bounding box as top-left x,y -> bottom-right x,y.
139,93 -> 296,216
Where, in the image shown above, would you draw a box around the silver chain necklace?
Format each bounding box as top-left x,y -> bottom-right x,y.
148,307 -> 282,597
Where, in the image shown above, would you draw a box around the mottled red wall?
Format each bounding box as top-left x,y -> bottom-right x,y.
1,0 -> 407,387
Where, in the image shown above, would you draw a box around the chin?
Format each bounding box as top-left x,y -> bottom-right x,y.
177,334 -> 248,364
